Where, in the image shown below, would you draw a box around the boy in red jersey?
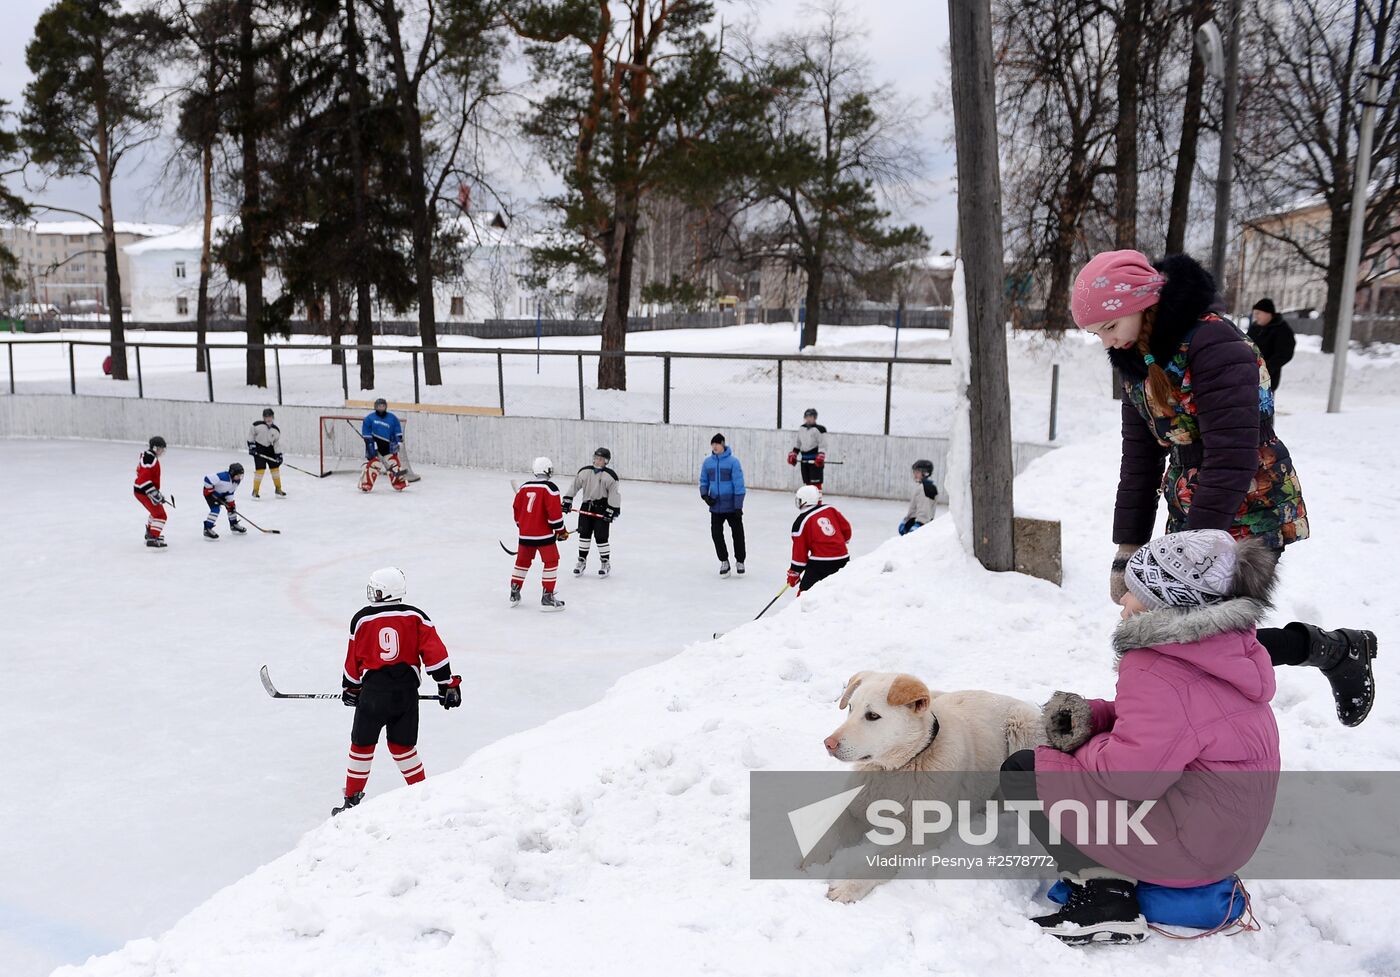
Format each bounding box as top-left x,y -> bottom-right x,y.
787,485 -> 852,594
510,457 -> 570,610
333,567 -> 461,816
133,436 -> 169,548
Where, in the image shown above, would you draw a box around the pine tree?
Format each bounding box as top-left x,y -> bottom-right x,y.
21,0 -> 172,380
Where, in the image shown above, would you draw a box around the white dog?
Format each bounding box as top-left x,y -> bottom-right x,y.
818,671 -> 1044,902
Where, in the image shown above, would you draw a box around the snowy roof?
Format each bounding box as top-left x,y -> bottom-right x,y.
5,219 -> 182,238
123,215 -> 239,254
895,250 -> 957,273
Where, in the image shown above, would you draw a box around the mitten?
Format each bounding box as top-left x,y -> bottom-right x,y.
1110,542 -> 1140,603
1041,691 -> 1094,752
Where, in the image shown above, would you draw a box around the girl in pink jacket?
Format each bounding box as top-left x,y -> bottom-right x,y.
1001,529 -> 1280,946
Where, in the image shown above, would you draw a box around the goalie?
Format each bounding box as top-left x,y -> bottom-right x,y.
360,398 -> 408,492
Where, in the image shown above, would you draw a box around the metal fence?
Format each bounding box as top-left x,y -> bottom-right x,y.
1,337 -> 954,438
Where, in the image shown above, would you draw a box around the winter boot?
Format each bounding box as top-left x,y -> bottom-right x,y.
736,562 -> 745,575
1292,622 -> 1379,727
509,582 -> 522,606
574,557 -> 588,576
720,560 -> 731,577
331,790 -> 365,817
541,591 -> 566,611
230,522 -> 248,535
1032,878 -> 1147,945
598,559 -> 611,578
204,527 -> 219,540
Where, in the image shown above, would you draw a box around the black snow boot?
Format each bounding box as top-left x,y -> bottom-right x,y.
1032,878 -> 1147,946
1292,622 -> 1378,727
331,791 -> 364,817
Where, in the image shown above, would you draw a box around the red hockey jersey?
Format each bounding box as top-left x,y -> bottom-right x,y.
343,603 -> 451,685
790,504 -> 852,569
513,479 -> 565,544
133,449 -> 162,497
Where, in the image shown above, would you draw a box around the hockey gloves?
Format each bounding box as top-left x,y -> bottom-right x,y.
364,439 -> 376,461
438,676 -> 463,710
342,684 -> 361,707
562,497 -> 573,514
554,528 -> 571,541
815,452 -> 826,467
606,506 -> 620,522
786,569 -> 802,589
246,441 -> 257,456
787,450 -> 798,466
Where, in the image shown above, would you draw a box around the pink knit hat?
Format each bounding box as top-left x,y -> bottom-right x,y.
1071,249 -> 1166,327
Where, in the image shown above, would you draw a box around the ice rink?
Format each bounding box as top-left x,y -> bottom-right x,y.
3,438 -> 908,977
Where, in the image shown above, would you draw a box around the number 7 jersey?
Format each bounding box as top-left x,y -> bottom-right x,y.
343,602 -> 451,685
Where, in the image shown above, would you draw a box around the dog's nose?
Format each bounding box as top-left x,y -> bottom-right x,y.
823,735 -> 839,753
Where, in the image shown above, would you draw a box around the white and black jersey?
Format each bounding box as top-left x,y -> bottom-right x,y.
248,419 -> 281,451
566,465 -> 621,516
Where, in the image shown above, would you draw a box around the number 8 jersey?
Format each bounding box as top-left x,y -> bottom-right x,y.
790,503 -> 852,570
343,602 -> 452,686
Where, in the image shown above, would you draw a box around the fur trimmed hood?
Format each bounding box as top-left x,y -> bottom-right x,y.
1113,597 -> 1268,655
1108,253 -> 1221,378
1113,597 -> 1274,702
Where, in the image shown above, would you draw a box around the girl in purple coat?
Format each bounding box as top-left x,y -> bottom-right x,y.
1073,250 -> 1376,727
1002,529 -> 1281,945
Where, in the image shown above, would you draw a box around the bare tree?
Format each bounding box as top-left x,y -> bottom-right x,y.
995,0 -> 1117,329
1237,0 -> 1400,351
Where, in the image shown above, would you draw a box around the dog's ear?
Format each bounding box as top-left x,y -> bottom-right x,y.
838,671 -> 873,709
886,674 -> 931,714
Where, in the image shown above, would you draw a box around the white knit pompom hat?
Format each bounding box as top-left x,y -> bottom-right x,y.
1125,530 -> 1239,610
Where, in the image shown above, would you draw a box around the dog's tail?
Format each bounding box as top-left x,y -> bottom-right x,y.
1003,702 -> 1045,755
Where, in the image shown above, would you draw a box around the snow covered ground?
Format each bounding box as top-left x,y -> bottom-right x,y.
1,440 -> 904,977
8,323 -> 1400,977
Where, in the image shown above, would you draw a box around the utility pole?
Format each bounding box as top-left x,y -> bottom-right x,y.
1210,0 -> 1241,292
948,0 -> 1014,571
1328,65 -> 1384,414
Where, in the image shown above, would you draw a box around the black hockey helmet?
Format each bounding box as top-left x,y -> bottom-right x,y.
593,447 -> 611,462
228,462 -> 245,479
913,459 -> 933,476
803,408 -> 818,419
262,407 -> 275,418
148,435 -> 167,450
374,397 -> 387,412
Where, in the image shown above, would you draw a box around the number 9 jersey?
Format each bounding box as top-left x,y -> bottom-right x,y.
343,602 -> 452,687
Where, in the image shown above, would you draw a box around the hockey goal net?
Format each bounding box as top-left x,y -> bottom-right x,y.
318,415 -> 421,481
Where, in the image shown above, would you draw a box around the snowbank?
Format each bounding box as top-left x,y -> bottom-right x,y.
57,403 -> 1400,977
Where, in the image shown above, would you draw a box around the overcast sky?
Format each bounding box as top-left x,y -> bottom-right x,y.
0,0 -> 956,249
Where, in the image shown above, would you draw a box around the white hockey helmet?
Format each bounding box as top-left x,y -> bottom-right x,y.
367,566 -> 407,603
532,456 -> 554,478
795,485 -> 822,510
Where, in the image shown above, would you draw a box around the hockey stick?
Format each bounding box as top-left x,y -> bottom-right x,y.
235,511 -> 281,535
252,451 -> 326,479
259,665 -> 440,701
500,527 -> 573,557
713,584 -> 792,638
500,540 -> 517,555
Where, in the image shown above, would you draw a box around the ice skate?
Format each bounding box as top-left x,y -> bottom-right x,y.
331,790 -> 364,817
203,527 -> 219,540
719,560 -> 731,577
541,591 -> 566,611
509,582 -> 522,607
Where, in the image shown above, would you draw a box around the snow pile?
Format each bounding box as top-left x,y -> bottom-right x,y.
58,405 -> 1400,977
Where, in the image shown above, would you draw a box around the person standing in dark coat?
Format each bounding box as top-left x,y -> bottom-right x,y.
1246,298 -> 1296,392
1071,249 -> 1377,727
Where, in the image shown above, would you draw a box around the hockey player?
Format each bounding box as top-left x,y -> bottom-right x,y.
787,485 -> 852,593
360,398 -> 407,492
202,463 -> 246,539
787,407 -> 828,488
511,458 -> 569,609
898,459 -> 939,535
564,447 -> 621,577
247,407 -> 286,498
333,567 -> 462,816
134,435 -> 169,548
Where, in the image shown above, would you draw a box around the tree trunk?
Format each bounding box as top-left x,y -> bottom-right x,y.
1114,0 -> 1144,251
801,266 -> 822,349
1321,199 -> 1352,353
93,63 -> 127,381
949,0 -> 1015,571
598,205 -> 638,391
196,138 -> 214,372
329,288 -> 346,366
379,0 -> 440,385
1166,0 -> 1211,255
237,0 -> 267,388
343,0 -> 375,390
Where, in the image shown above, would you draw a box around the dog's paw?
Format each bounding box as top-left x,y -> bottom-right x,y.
825,878 -> 879,903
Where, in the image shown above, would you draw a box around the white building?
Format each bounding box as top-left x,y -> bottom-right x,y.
123,216 -> 278,322
1,219 -> 179,313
